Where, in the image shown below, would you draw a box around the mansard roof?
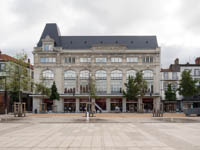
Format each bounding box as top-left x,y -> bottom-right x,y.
37,23 -> 159,50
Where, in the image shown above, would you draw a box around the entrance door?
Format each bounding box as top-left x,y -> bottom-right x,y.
143,98 -> 153,113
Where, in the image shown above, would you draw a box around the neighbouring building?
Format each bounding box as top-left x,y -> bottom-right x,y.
161,58 -> 200,112
32,23 -> 161,113
0,51 -> 34,113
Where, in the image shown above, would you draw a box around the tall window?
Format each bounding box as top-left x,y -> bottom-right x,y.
142,56 -> 153,63
80,70 -> 90,93
42,70 -> 54,88
0,63 -> 5,71
126,70 -> 136,79
143,70 -> 153,93
40,57 -> 56,63
111,57 -> 122,63
111,70 -> 122,93
96,70 -> 107,93
143,70 -> 153,80
64,70 -> 76,93
96,57 -> 107,63
172,72 -> 178,80
127,57 -> 138,63
164,72 -> 168,80
65,57 -> 75,63
194,69 -> 200,76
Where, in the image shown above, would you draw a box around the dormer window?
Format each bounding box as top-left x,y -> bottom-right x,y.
42,35 -> 54,51
44,44 -> 52,51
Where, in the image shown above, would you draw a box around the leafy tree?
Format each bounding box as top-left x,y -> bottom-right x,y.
7,52 -> 31,103
49,81 -> 60,101
35,77 -> 51,99
123,72 -> 147,100
178,70 -> 198,98
165,84 -> 176,100
134,72 -> 148,98
123,76 -> 137,100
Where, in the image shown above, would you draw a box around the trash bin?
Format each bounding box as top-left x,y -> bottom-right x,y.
34,109 -> 37,114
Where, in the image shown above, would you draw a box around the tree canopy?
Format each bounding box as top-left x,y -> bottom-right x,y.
49,81 -> 60,101
178,70 -> 198,98
6,52 -> 32,102
123,72 -> 147,100
165,83 -> 176,100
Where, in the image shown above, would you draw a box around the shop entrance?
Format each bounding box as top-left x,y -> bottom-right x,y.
126,99 -> 137,112
44,99 -> 53,111
143,98 -> 153,113
96,99 -> 106,110
80,99 -> 89,112
64,99 -> 75,112
111,98 -> 122,112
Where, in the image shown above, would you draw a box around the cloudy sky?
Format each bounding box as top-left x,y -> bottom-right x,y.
0,0 -> 200,68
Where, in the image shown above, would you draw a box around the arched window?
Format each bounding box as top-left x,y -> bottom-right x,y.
143,70 -> 153,80
64,70 -> 76,94
96,70 -> 107,79
64,70 -> 76,79
111,70 -> 122,80
80,70 -> 90,80
96,70 -> 107,93
111,70 -> 122,93
126,70 -> 136,79
42,70 -> 54,79
42,70 -> 54,88
80,70 -> 90,93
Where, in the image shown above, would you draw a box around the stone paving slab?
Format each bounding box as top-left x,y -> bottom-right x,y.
0,115 -> 200,150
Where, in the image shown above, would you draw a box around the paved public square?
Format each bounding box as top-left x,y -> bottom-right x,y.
0,114 -> 200,150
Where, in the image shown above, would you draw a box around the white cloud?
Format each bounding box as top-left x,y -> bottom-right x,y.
0,0 -> 199,67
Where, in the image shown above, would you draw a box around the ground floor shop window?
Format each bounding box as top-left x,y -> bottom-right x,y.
80,99 -> 89,112
143,98 -> 153,113
111,98 -> 122,111
126,103 -> 137,112
64,99 -> 76,112
96,99 -> 106,110
164,103 -> 176,112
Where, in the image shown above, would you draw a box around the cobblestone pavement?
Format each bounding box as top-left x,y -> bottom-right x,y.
0,114 -> 200,150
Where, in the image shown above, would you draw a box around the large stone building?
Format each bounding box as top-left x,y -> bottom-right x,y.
32,23 -> 161,113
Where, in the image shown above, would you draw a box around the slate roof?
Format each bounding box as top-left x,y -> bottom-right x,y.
0,52 -> 33,69
37,23 -> 159,49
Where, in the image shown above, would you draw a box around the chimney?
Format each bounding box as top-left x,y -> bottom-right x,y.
0,50 -> 1,54
28,58 -> 30,64
175,58 -> 179,65
195,57 -> 200,64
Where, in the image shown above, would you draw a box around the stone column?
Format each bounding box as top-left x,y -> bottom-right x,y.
107,71 -> 111,94
76,98 -> 80,113
106,98 -> 111,112
54,98 -> 63,113
137,97 -> 143,113
153,97 -> 161,111
122,98 -> 126,112
76,71 -> 80,94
